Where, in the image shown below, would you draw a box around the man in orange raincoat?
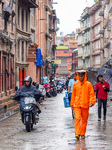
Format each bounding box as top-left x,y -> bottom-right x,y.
70,70 -> 95,140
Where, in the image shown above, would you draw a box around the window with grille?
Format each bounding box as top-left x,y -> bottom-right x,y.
18,6 -> 20,26
59,66 -> 67,71
11,16 -> 13,31
60,57 -> 67,63
18,40 -> 20,61
22,9 -> 24,30
26,11 -> 28,32
22,41 -> 24,62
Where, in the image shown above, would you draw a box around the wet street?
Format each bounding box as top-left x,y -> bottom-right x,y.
0,92 -> 112,150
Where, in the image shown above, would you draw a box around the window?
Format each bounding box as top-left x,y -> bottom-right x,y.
95,55 -> 100,64
26,41 -> 27,61
11,16 -> 13,31
31,30 -> 35,43
2,3 -> 4,20
26,11 -> 28,31
18,40 -> 20,61
18,6 -> 20,26
22,9 -> 24,30
31,8 -> 35,16
4,19 -> 7,30
60,57 -> 67,63
59,66 -> 67,71
22,41 -> 24,62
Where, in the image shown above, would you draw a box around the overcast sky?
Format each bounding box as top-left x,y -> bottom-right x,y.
53,0 -> 95,36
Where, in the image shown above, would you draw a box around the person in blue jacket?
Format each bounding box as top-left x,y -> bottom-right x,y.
67,72 -> 77,102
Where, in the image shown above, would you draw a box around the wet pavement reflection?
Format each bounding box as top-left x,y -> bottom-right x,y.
0,92 -> 112,150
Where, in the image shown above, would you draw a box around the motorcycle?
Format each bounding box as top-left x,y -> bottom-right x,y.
50,83 -> 57,97
57,84 -> 63,93
57,81 -> 63,93
20,96 -> 39,132
43,83 -> 52,97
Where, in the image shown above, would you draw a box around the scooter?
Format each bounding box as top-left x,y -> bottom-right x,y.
20,96 -> 39,132
57,84 -> 63,93
43,83 -> 52,97
50,83 -> 57,97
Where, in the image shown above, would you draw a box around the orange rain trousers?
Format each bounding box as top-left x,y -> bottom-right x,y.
74,107 -> 89,136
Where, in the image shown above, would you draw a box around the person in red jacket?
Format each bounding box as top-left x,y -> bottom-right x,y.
96,74 -> 110,121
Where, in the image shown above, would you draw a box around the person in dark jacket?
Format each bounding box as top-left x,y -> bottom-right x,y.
96,74 -> 110,121
13,76 -> 43,118
66,77 -> 71,91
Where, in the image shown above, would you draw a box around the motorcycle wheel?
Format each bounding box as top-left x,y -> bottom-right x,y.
54,91 -> 57,96
26,124 -> 31,132
47,92 -> 51,97
25,116 -> 31,132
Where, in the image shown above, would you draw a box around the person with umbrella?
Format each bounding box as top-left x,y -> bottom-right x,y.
96,74 -> 110,121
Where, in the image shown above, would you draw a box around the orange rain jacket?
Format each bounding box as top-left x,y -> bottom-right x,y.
70,71 -> 95,109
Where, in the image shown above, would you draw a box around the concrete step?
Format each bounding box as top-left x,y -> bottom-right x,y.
0,95 -> 13,104
0,103 -> 19,121
0,94 -> 20,121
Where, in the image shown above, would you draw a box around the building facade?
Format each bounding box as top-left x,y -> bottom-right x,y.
56,45 -> 71,76
0,0 -> 16,97
90,2 -> 102,71
77,0 -> 104,72
15,0 -> 38,88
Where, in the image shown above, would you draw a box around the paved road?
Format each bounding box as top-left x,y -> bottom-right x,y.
0,92 -> 112,150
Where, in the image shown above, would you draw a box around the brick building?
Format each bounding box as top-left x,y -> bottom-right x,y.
63,33 -> 78,72
90,2 -> 102,70
0,0 -> 16,97
15,0 -> 38,88
102,0 -> 112,65
56,45 -> 71,76
77,0 -> 103,72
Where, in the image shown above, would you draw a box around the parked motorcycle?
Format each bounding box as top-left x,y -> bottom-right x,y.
50,83 -> 57,97
57,84 -> 63,93
20,96 -> 39,132
33,82 -> 46,103
43,83 -> 52,97
57,81 -> 63,93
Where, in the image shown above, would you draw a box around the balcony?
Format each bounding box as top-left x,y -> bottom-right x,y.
19,0 -> 38,8
90,2 -> 101,15
81,8 -> 89,19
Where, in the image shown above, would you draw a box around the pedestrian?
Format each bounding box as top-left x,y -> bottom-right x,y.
66,77 -> 71,91
49,74 -> 55,86
67,72 -> 77,102
42,74 -> 48,84
70,70 -> 95,140
96,74 -> 110,121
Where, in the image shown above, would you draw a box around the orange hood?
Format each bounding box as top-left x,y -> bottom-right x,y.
76,70 -> 87,82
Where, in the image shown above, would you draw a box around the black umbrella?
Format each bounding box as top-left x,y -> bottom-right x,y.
97,68 -> 112,90
87,71 -> 97,86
